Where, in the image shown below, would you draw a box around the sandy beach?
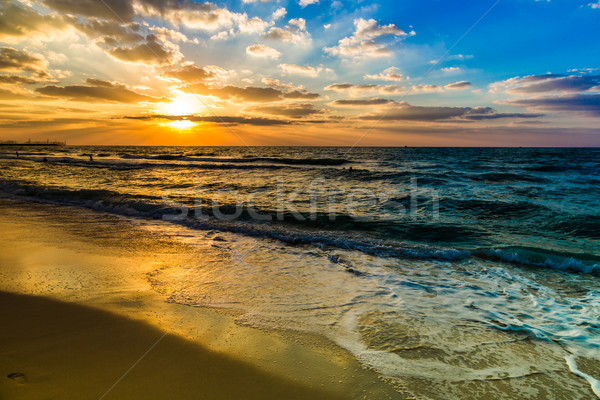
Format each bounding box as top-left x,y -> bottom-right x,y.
0,197 -> 403,400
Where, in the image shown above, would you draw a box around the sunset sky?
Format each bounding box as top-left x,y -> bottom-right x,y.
1,0 -> 599,146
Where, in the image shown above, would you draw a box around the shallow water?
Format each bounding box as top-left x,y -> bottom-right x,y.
1,146 -> 599,398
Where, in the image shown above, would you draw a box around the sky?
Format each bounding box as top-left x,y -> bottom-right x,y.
0,0 -> 599,146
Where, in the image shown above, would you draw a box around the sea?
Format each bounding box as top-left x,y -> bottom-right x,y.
1,146 -> 599,398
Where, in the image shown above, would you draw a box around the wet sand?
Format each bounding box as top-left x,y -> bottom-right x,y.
0,197 -> 403,400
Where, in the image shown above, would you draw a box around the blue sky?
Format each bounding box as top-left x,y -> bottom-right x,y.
0,0 -> 599,145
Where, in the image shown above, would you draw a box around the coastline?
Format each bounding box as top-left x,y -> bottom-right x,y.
0,197 -> 403,400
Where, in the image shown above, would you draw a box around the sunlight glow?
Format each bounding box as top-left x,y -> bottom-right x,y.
163,93 -> 203,116
168,120 -> 196,129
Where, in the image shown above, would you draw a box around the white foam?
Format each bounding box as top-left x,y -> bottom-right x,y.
565,355 -> 600,398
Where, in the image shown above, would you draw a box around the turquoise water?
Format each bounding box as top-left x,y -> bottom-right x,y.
1,146 -> 599,397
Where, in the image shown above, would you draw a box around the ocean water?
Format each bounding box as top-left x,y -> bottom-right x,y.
1,146 -> 599,398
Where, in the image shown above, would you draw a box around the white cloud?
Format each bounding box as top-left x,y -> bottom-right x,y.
325,83 -> 403,95
263,18 -> 310,45
272,7 -> 287,21
589,1 -> 600,9
135,2 -> 270,35
299,0 -> 319,7
279,63 -> 322,77
261,77 -> 304,91
246,44 -> 281,59
323,18 -> 413,59
364,67 -> 404,81
441,66 -> 461,74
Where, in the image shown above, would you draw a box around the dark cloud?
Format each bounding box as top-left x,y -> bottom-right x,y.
106,34 -> 178,65
331,98 -> 394,106
36,79 -> 165,103
508,94 -> 600,117
511,75 -> 600,93
0,2 -> 66,39
358,103 -> 543,122
326,83 -> 380,91
464,112 -> 544,120
162,65 -> 213,82
324,83 -> 402,94
186,83 -> 319,103
123,114 -> 291,126
71,17 -> 144,44
445,81 -> 472,90
44,0 -> 136,22
0,47 -> 43,71
248,103 -> 322,118
0,75 -> 40,84
282,90 -> 320,100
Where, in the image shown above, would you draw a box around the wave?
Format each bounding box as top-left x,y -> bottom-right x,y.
0,181 -> 468,262
479,246 -> 600,275
121,153 -> 350,166
441,198 -> 551,219
471,172 -> 550,184
1,180 -> 599,276
0,155 -> 287,171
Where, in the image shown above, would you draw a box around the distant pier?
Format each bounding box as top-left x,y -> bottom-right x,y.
0,140 -> 66,146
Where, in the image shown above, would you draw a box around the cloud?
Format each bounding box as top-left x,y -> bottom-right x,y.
358,103 -> 542,122
330,98 -> 395,106
0,47 -> 44,72
35,78 -> 165,103
0,1 -> 67,40
279,64 -> 322,77
261,78 -> 298,91
162,64 -> 214,82
589,1 -> 600,9
324,18 -> 413,59
444,81 -> 472,90
272,7 -> 286,21
45,0 -> 136,22
248,103 -> 321,118
70,18 -> 144,45
124,114 -> 291,126
325,83 -> 403,95
490,74 -> 600,95
0,47 -> 52,83
507,94 -> 600,117
106,34 -> 181,65
246,44 -> 281,59
0,87 -> 33,100
364,67 -> 404,82
185,83 -> 319,102
299,0 -> 319,7
135,0 -> 269,34
441,66 -> 461,74
150,26 -> 198,44
263,18 -> 310,44
0,75 -> 42,85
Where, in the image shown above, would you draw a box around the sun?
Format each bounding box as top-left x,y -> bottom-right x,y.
163,93 -> 203,116
168,120 -> 196,129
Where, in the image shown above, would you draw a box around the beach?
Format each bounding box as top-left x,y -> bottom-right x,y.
1,146 -> 599,399
0,197 -> 402,400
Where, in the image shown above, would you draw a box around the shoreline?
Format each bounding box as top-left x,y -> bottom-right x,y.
0,197 -> 403,399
